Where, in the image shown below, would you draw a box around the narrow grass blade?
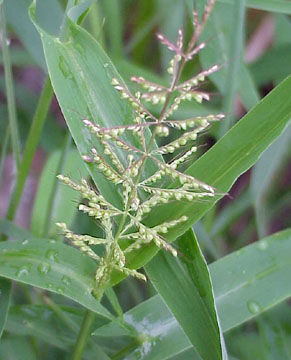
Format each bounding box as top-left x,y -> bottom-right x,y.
0,125 -> 10,190
146,228 -> 227,360
0,1 -> 21,167
219,0 -> 245,137
4,77 -> 53,223
101,0 -> 123,59
94,229 -> 291,359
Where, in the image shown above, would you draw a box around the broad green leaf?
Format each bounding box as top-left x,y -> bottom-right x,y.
0,238 -> 113,321
30,149 -> 87,238
94,295 -> 195,360
94,229 -> 291,359
5,305 -> 112,359
0,220 -> 31,339
212,228 -> 291,331
145,229 -> 226,360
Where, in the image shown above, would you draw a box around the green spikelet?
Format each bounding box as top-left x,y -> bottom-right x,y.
57,0 -> 223,298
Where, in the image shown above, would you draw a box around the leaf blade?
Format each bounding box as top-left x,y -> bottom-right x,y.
0,237 -> 113,321
95,229 -> 291,359
145,228 -> 226,360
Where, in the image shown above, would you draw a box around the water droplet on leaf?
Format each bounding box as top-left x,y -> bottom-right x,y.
56,287 -> 64,294
75,43 -> 86,58
61,275 -> 71,286
37,263 -> 51,275
45,249 -> 58,262
247,300 -> 261,314
58,56 -> 73,79
257,240 -> 268,251
16,265 -> 30,278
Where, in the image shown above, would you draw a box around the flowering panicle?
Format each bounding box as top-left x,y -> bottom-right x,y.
57,0 -> 222,297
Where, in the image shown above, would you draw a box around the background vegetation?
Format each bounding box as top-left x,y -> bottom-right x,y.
0,0 -> 290,359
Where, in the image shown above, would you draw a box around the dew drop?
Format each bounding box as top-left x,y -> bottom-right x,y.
75,43 -> 86,58
58,56 -> 73,79
61,275 -> 71,286
45,249 -> 58,262
37,263 -> 51,275
22,239 -> 29,245
247,300 -> 261,314
104,63 -> 109,68
16,265 -> 30,278
56,287 -> 64,294
257,240 -> 268,251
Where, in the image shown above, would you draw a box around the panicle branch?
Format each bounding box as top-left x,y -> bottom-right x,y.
57,0 -> 222,297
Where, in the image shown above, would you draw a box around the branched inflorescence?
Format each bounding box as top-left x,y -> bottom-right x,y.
57,0 -> 223,298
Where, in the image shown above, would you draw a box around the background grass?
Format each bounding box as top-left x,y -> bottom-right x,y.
0,0 -> 290,359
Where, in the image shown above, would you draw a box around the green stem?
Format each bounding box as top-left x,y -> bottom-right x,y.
111,339 -> 140,360
4,76 -> 53,225
0,2 -> 21,168
42,294 -> 79,332
0,125 -> 10,190
71,310 -> 96,360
